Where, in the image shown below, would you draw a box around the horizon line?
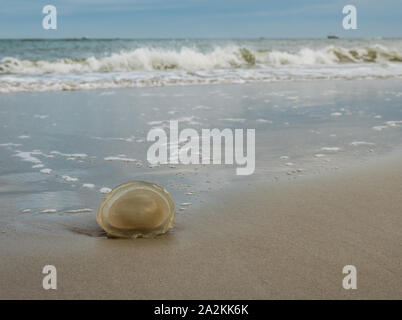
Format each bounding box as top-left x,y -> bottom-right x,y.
0,36 -> 399,40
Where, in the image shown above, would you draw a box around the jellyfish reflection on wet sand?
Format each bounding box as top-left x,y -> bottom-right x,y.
96,181 -> 175,238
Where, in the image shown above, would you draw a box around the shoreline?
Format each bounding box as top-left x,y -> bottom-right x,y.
2,76 -> 402,95
1,151 -> 401,299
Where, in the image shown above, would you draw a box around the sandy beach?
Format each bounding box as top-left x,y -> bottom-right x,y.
0,152 -> 401,299
1,73 -> 402,299
2,0 -> 402,302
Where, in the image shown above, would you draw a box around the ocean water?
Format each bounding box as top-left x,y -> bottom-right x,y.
1,39 -> 402,235
1,38 -> 402,93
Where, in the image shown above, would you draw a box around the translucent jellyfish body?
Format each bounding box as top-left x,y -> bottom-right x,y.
96,181 -> 175,238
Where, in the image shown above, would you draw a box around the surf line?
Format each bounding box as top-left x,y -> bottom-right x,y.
147,120 -> 255,175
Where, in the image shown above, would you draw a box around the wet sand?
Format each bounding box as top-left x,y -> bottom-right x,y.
1,153 -> 401,299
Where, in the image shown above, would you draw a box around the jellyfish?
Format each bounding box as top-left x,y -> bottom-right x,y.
96,181 -> 175,238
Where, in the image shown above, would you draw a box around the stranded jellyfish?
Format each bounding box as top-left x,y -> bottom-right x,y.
96,181 -> 175,238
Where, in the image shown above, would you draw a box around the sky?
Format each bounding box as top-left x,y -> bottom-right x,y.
0,0 -> 401,39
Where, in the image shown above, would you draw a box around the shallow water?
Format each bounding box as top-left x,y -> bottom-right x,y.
0,79 -> 402,235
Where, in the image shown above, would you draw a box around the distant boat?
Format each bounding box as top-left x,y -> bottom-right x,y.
327,34 -> 339,39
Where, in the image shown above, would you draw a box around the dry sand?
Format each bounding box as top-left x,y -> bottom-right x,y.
0,155 -> 401,299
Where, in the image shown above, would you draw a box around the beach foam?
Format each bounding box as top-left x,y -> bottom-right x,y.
40,168 -> 52,174
104,156 -> 137,162
50,151 -> 88,158
92,136 -> 135,142
40,209 -> 57,214
350,141 -> 375,146
100,187 -> 112,194
62,175 -> 78,182
321,147 -> 341,152
14,151 -> 42,164
0,143 -> 22,147
64,209 -> 92,214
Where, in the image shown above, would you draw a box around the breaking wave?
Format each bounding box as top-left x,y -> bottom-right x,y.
1,44 -> 402,93
1,45 -> 402,75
